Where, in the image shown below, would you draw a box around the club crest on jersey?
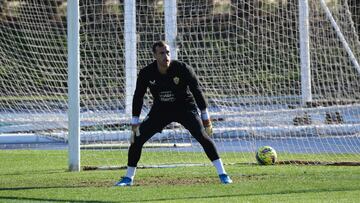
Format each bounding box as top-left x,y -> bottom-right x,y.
173,77 -> 179,85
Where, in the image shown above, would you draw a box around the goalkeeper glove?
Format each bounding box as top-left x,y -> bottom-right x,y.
201,109 -> 213,136
130,117 -> 140,144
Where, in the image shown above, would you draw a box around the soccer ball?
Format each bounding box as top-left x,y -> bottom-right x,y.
256,146 -> 277,165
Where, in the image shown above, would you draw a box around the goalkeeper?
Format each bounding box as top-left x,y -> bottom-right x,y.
115,41 -> 232,186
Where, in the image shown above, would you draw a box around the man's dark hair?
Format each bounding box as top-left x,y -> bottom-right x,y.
152,41 -> 168,53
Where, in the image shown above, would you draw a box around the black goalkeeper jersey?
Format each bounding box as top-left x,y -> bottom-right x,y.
132,60 -> 207,117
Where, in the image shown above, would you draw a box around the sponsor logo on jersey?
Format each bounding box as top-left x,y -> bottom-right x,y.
159,91 -> 175,102
173,77 -> 179,85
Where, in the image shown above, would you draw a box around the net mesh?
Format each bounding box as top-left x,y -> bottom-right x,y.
0,0 -> 359,167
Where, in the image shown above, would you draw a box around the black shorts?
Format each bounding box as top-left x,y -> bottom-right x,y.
138,105 -> 204,143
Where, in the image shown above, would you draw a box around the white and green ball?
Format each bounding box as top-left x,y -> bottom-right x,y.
256,146 -> 277,165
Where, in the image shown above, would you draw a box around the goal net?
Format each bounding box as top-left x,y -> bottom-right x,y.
0,0 -> 360,168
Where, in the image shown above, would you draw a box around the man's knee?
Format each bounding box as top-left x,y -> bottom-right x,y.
131,135 -> 146,147
132,126 -> 157,146
191,131 -> 211,145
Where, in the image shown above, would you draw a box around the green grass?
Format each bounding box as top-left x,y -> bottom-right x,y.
1,150 -> 360,202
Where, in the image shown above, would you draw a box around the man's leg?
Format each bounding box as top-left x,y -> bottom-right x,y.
127,113 -> 171,167
177,110 -> 232,184
115,110 -> 171,186
177,110 -> 219,161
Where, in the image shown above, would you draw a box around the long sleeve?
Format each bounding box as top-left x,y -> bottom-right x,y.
185,64 -> 208,110
132,70 -> 148,117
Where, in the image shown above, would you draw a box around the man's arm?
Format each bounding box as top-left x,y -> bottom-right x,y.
130,70 -> 148,142
185,64 -> 207,110
185,64 -> 213,136
132,70 -> 148,117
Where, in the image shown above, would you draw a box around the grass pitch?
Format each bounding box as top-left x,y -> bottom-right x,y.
0,150 -> 359,202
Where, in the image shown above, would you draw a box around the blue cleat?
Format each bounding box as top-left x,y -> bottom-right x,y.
219,174 -> 233,184
114,176 -> 133,186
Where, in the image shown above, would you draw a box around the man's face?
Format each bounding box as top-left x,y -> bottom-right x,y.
154,45 -> 170,68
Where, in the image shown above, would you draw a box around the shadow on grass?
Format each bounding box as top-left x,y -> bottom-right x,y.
0,186 -> 116,203
0,186 -> 359,202
0,196 -> 114,203
0,169 -> 67,176
0,186 -> 84,191
122,187 -> 360,202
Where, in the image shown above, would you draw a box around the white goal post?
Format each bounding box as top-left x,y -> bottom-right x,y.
67,0 -> 81,172
299,0 -> 312,105
0,0 -> 359,171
